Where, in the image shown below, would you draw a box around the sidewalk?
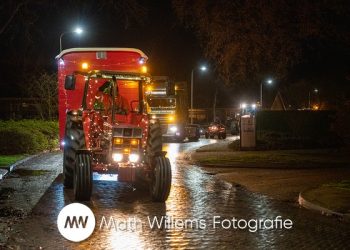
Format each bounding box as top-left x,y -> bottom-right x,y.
192,141 -> 350,218
0,152 -> 62,246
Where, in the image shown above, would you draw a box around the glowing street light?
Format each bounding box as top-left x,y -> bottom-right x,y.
260,78 -> 273,109
308,88 -> 319,109
190,65 -> 208,123
59,26 -> 84,52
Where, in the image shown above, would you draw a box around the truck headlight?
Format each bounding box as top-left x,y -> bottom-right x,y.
170,126 -> 177,132
168,115 -> 175,122
112,153 -> 123,162
129,153 -> 139,163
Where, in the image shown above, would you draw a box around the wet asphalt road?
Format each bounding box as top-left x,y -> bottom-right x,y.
6,138 -> 350,249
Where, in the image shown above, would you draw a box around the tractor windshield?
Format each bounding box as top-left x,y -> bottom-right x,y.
147,97 -> 176,108
85,77 -> 141,115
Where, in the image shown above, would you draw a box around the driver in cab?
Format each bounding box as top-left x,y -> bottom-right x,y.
93,80 -> 129,115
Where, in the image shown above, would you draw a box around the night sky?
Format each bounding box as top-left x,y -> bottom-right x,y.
0,0 -> 349,109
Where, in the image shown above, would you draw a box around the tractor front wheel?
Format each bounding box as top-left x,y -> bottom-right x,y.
63,114 -> 85,188
150,156 -> 172,202
74,153 -> 92,201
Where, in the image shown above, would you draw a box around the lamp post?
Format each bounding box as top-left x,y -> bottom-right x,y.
59,27 -> 83,52
308,88 -> 319,109
190,65 -> 207,124
260,78 -> 273,109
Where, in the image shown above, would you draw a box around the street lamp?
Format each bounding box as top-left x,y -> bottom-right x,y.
190,65 -> 207,124
59,27 -> 84,52
308,88 -> 319,109
260,78 -> 273,109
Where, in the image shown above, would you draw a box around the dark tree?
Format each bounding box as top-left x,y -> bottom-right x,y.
172,0 -> 350,86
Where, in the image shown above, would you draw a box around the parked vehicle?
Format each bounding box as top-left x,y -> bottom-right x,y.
205,122 -> 227,139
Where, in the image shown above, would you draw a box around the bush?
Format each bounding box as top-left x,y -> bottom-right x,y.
0,120 -> 58,154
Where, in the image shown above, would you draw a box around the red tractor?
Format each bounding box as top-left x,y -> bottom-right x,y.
56,48 -> 171,202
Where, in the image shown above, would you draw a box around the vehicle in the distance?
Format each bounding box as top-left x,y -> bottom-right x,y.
205,122 -> 227,139
145,77 -> 198,142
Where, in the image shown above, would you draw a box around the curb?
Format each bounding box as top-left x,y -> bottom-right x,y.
0,154 -> 40,180
298,190 -> 350,220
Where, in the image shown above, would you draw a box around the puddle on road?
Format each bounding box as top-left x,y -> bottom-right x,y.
11,169 -> 50,177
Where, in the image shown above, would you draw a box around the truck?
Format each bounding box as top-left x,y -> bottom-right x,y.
56,48 -> 171,202
144,76 -> 200,142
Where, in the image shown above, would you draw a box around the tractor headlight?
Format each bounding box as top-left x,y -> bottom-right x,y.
112,153 -> 123,162
170,126 -> 177,132
113,138 -> 123,145
130,139 -> 139,146
129,153 -> 139,163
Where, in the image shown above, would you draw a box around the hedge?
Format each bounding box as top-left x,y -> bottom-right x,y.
0,120 -> 58,154
255,111 -> 342,149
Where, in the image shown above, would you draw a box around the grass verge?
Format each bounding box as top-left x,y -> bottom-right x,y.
0,155 -> 26,168
194,149 -> 350,168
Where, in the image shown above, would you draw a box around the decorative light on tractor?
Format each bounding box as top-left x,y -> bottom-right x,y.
81,62 -> 89,70
141,65 -> 148,73
138,57 -> 146,65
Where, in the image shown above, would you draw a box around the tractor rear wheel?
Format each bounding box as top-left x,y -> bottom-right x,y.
63,115 -> 85,188
74,153 -> 92,201
150,156 -> 172,202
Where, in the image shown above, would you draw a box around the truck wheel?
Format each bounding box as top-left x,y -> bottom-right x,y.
63,115 -> 85,188
210,135 -> 215,139
74,153 -> 92,201
205,133 -> 209,139
218,134 -> 222,139
146,121 -> 162,157
222,133 -> 227,139
150,156 -> 172,202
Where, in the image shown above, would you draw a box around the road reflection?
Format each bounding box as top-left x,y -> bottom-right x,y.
11,137 -> 350,249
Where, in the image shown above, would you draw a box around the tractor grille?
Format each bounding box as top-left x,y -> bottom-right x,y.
152,114 -> 169,125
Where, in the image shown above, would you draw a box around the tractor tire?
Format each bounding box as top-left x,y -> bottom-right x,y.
74,153 -> 92,201
222,133 -> 227,139
150,156 -> 172,202
63,115 -> 85,188
146,121 -> 163,158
